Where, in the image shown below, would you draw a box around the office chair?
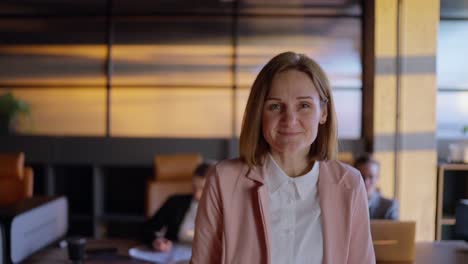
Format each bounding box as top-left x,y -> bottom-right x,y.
145,153 -> 202,218
0,152 -> 34,206
455,200 -> 468,242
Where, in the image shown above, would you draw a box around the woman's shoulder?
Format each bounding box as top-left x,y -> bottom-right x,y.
215,158 -> 246,169
210,158 -> 249,180
320,159 -> 363,190
204,158 -> 252,195
213,158 -> 248,173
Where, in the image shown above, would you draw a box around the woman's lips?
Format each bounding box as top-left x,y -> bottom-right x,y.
277,131 -> 302,136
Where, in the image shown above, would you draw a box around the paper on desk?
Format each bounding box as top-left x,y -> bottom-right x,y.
128,244 -> 191,263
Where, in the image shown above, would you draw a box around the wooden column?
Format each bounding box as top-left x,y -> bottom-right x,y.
372,0 -> 399,200
370,0 -> 439,241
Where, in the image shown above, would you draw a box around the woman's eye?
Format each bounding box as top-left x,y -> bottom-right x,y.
300,103 -> 311,109
268,104 -> 281,111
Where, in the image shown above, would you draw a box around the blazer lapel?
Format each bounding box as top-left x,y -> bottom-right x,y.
247,165 -> 271,264
318,162 -> 353,264
257,185 -> 271,264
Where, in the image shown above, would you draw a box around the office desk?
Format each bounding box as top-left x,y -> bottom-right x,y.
24,239 -> 468,264
378,241 -> 468,264
24,239 -> 150,264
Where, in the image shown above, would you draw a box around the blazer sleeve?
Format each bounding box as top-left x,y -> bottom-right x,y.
190,166 -> 224,264
348,177 -> 376,264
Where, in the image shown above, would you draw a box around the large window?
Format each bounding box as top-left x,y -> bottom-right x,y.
0,17 -> 107,135
0,0 -> 363,139
438,0 -> 468,138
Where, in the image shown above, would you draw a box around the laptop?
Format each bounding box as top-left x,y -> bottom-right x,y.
370,220 -> 416,262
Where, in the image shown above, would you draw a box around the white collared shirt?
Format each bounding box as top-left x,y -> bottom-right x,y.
178,199 -> 198,243
265,154 -> 323,264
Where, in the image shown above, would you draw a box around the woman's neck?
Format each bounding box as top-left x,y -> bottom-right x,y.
270,150 -> 314,178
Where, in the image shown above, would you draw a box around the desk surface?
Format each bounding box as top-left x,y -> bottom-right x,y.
25,239 -> 468,264
391,241 -> 468,264
25,239 -> 149,264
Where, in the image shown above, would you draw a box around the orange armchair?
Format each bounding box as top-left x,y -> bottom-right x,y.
0,152 -> 34,207
145,153 -> 202,218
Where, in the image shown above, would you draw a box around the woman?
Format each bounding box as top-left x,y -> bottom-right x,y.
191,52 -> 375,264
142,162 -> 214,251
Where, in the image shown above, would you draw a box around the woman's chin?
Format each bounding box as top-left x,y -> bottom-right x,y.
270,144 -> 310,156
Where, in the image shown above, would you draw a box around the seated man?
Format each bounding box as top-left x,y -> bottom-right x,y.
354,154 -> 399,220
141,162 -> 215,251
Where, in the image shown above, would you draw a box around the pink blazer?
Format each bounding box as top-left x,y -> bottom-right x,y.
191,158 -> 375,264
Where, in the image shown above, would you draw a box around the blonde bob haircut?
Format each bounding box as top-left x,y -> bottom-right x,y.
239,51 -> 338,168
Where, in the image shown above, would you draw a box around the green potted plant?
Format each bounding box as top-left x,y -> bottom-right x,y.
0,92 -> 30,135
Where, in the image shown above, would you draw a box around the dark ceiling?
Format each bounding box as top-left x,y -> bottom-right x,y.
0,0 -> 361,16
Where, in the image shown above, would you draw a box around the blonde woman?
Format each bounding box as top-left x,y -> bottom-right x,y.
191,52 -> 375,264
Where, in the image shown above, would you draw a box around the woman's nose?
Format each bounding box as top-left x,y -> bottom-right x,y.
280,108 -> 297,125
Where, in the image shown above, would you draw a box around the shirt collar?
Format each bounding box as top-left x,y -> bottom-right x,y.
265,154 -> 320,200
265,154 -> 290,194
294,160 -> 319,200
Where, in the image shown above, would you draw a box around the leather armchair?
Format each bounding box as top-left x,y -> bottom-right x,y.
0,152 -> 34,207
145,153 -> 202,218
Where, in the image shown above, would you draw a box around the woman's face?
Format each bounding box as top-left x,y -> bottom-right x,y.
262,69 -> 327,157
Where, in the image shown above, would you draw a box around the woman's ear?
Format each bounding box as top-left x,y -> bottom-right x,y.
319,104 -> 328,124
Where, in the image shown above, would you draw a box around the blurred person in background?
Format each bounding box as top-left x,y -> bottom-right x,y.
354,153 -> 399,220
142,162 -> 215,251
